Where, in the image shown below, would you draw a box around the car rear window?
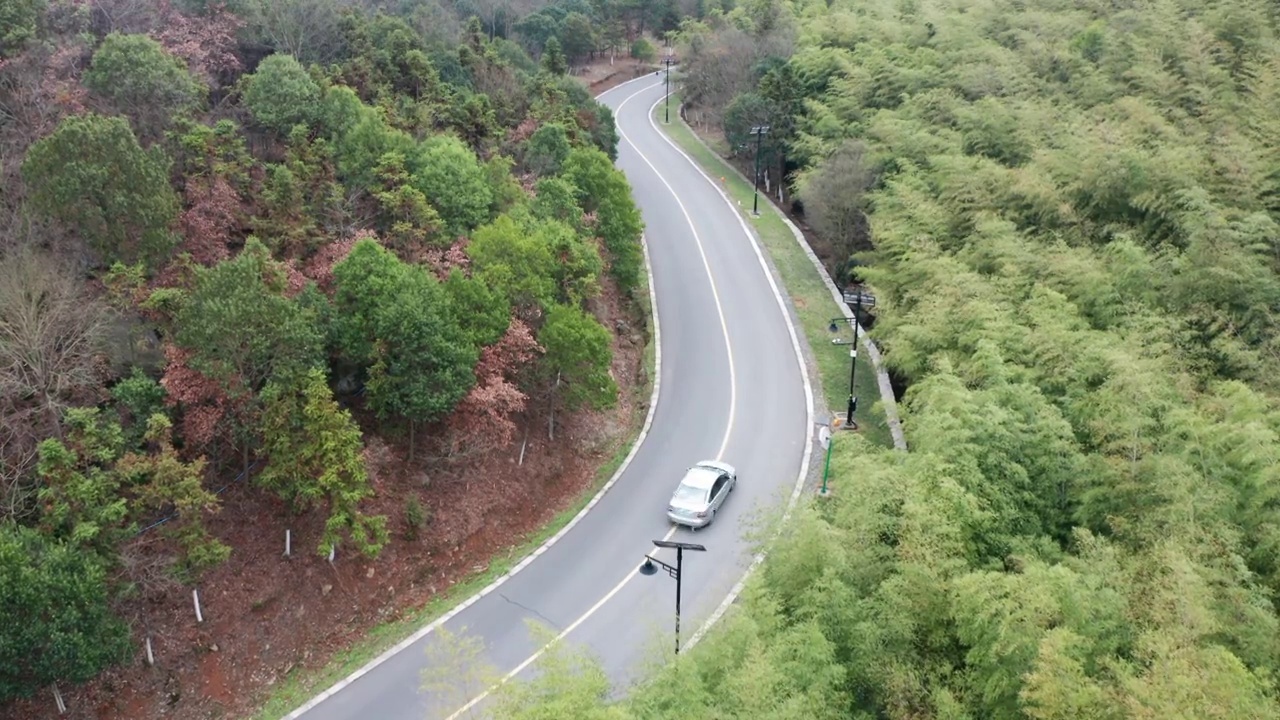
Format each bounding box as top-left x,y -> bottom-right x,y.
673,483 -> 707,504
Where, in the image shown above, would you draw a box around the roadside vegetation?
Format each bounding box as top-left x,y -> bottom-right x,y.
0,0 -> 667,716
481,0 -> 1280,718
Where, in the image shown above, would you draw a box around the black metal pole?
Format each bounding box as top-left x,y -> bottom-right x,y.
674,546 -> 683,655
664,58 -> 671,123
752,129 -> 763,215
847,293 -> 860,427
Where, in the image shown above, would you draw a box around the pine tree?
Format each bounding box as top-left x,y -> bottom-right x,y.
541,36 -> 568,76
259,368 -> 388,557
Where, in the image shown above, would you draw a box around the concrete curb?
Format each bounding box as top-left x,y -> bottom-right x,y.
675,102 -> 908,452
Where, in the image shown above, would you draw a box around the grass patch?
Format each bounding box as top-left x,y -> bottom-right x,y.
654,97 -> 893,448
252,268 -> 658,720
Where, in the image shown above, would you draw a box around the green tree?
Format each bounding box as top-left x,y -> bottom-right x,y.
443,270 -> 510,349
588,103 -> 620,161
531,177 -> 584,228
466,214 -> 557,310
515,12 -> 560,59
541,36 -> 568,75
259,368 -> 388,557
241,53 -> 322,134
83,33 -> 204,138
0,0 -> 43,58
444,90 -> 501,152
253,126 -> 347,255
372,151 -> 445,251
328,95 -> 419,191
557,12 -> 595,65
22,114 -> 178,268
330,239 -> 478,459
0,523 -> 131,703
541,218 -> 603,305
1018,629 -> 1121,720
484,154 -> 526,215
365,264 -> 478,459
561,146 -> 644,290
523,123 -> 572,176
116,415 -> 229,578
538,303 -> 616,412
175,238 -> 324,471
330,236 -> 409,366
34,408 -> 130,552
111,368 -> 168,446
630,38 -> 656,62
411,134 -> 494,237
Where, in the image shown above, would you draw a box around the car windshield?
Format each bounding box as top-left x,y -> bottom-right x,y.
672,483 -> 708,505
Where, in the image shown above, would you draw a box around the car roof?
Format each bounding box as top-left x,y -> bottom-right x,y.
680,464 -> 724,490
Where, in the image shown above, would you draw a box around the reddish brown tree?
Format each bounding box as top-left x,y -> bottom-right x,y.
282,258 -> 309,298
151,1 -> 244,88
178,175 -> 242,266
303,233 -> 363,292
508,116 -> 540,146
159,343 -> 230,450
422,238 -> 472,281
444,319 -> 542,455
0,33 -> 88,129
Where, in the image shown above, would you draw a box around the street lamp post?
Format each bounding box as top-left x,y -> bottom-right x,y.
664,55 -> 673,123
639,539 -> 707,655
828,284 -> 877,430
749,125 -> 769,216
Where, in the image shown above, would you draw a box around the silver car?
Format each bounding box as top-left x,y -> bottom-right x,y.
666,460 -> 737,528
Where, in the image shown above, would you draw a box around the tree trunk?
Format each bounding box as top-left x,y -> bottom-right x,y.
43,396 -> 63,441
547,371 -> 561,441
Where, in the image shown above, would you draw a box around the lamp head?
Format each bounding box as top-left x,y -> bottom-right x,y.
639,557 -> 657,576
828,320 -> 839,334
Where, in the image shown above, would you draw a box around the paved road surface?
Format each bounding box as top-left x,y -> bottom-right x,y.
286,75 -> 811,720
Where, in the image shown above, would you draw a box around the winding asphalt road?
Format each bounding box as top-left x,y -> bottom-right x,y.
285,75 -> 812,720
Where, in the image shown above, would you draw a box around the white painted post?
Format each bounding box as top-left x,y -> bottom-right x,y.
52,684 -> 66,714
518,431 -> 528,466
192,589 -> 203,623
145,636 -> 154,666
284,529 -> 291,557
328,545 -> 335,563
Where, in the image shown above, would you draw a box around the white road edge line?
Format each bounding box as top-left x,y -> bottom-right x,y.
281,73 -> 666,720
443,77 -> 745,720
644,98 -> 816,650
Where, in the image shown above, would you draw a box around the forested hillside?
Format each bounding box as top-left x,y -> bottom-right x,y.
489,0 -> 1280,718
0,0 -> 660,716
